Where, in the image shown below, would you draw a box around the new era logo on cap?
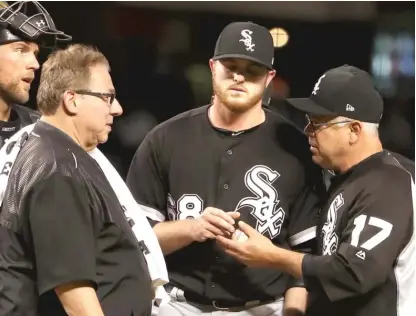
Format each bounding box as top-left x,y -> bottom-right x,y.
286,65 -> 384,124
346,104 -> 355,111
212,21 -> 274,69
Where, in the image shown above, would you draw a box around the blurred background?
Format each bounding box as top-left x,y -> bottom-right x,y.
28,1 -> 415,178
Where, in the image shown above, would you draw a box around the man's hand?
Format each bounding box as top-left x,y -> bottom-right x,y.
189,207 -> 240,242
216,221 -> 276,267
217,221 -> 305,278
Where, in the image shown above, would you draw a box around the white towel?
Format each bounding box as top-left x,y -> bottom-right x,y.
0,123 -> 169,305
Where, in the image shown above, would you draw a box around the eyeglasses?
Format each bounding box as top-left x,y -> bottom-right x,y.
74,90 -> 116,105
305,115 -> 352,132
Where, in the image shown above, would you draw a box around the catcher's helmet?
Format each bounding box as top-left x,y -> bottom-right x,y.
0,1 -> 71,48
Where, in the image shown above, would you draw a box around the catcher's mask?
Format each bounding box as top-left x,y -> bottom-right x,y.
0,1 -> 71,48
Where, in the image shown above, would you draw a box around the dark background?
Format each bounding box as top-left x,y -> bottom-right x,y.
27,1 -> 415,178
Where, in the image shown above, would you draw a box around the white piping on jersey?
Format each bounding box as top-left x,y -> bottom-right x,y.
288,226 -> 317,247
393,177 -> 416,316
31,132 -> 40,138
390,154 -> 415,183
70,152 -> 78,169
139,203 -> 166,222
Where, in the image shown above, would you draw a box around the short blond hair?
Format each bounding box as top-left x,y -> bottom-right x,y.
37,44 -> 109,115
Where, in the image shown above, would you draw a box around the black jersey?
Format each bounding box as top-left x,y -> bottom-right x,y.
0,122 -> 153,316
0,104 -> 40,148
302,151 -> 415,316
127,105 -> 324,305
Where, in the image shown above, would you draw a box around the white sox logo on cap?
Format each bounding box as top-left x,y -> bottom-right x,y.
239,29 -> 255,52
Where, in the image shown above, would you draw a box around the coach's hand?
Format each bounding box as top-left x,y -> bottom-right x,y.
190,207 -> 240,242
216,221 -> 275,267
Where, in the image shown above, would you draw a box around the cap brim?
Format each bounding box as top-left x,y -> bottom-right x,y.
286,97 -> 335,116
213,54 -> 273,70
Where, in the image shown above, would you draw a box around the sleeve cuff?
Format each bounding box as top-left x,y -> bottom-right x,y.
39,276 -> 97,296
301,254 -> 322,292
287,277 -> 305,289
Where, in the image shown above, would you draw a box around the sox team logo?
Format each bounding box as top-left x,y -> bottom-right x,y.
321,193 -> 344,255
239,29 -> 255,52
236,165 -> 285,239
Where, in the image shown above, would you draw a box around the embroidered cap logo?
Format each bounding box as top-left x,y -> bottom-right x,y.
239,29 -> 255,52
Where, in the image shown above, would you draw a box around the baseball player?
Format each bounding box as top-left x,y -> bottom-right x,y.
216,65 -> 415,316
0,1 -> 71,148
127,21 -> 324,315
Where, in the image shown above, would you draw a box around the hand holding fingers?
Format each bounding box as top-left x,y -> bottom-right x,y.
202,208 -> 236,233
203,207 -> 236,225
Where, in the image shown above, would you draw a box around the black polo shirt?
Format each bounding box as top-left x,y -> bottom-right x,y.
0,122 -> 153,316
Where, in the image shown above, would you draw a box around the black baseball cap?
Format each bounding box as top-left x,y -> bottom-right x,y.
212,21 -> 274,70
287,65 -> 383,123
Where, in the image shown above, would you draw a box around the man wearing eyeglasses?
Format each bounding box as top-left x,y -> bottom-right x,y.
216,65 -> 415,316
0,44 -> 154,316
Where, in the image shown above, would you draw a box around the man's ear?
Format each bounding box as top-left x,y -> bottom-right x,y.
266,69 -> 276,87
349,121 -> 362,144
209,59 -> 215,76
63,90 -> 78,115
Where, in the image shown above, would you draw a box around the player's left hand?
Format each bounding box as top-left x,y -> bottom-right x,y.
216,221 -> 276,267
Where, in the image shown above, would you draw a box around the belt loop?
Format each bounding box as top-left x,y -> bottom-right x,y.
169,286 -> 178,300
244,300 -> 261,307
212,301 -> 230,310
168,286 -> 186,303
176,288 -> 186,302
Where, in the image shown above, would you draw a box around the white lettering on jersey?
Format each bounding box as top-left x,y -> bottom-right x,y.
322,193 -> 344,255
236,165 -> 285,239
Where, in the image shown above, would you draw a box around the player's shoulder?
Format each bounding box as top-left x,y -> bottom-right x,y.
264,106 -> 314,162
264,106 -> 308,143
377,152 -> 412,180
18,122 -> 83,168
11,104 -> 40,123
155,105 -> 208,131
385,151 -> 415,179
356,152 -> 413,193
145,105 -> 209,142
265,106 -> 303,127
